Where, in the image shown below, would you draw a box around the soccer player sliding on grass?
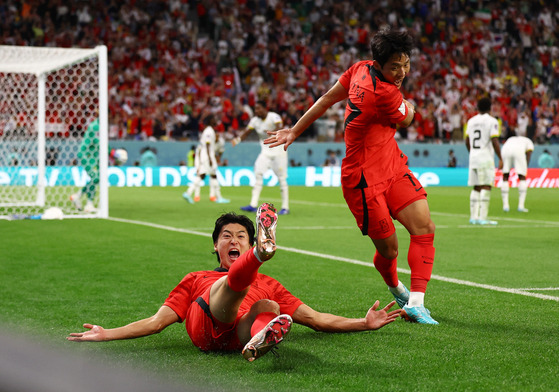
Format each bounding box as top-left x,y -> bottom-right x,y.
68,203 -> 401,361
265,28 -> 439,324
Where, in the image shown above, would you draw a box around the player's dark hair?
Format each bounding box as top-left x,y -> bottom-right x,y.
212,212 -> 255,262
370,28 -> 414,67
255,100 -> 267,108
205,114 -> 216,126
478,97 -> 492,113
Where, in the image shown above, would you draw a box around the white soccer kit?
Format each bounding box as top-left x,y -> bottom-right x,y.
246,111 -> 289,210
501,136 -> 534,176
465,113 -> 500,186
197,126 -> 217,176
186,125 -> 225,201
247,111 -> 287,178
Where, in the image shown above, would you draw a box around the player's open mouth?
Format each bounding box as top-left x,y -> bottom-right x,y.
229,249 -> 240,260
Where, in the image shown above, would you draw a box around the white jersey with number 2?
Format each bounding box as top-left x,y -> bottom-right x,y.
465,113 -> 500,168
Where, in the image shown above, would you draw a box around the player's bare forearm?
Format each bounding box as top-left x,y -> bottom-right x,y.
292,301 -> 401,333
492,137 -> 502,160
232,129 -> 251,146
264,81 -> 347,149
67,306 -> 178,342
263,103 -> 326,149
67,321 -> 154,342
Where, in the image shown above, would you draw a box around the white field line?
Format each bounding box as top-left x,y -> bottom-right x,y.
264,197 -> 559,227
283,224 -> 558,230
431,211 -> 559,226
106,216 -> 559,302
108,217 -> 212,238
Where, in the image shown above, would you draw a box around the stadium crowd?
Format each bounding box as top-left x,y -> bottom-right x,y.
1,0 -> 559,144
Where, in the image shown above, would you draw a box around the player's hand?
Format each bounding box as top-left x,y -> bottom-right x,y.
231,136 -> 241,147
403,99 -> 415,115
67,323 -> 107,342
364,300 -> 402,330
264,128 -> 296,151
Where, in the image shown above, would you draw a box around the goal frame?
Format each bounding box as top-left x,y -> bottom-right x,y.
0,45 -> 108,219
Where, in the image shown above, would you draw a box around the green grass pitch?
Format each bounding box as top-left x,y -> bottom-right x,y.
1,185 -> 558,391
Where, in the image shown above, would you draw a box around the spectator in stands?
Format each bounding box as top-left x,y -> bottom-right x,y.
538,149 -> 556,168
1,0 -> 558,146
139,147 -> 158,167
548,117 -> 559,144
447,149 -> 457,168
323,149 -> 340,167
187,145 -> 196,167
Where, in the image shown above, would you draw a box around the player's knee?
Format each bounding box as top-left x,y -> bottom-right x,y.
254,174 -> 264,184
381,248 -> 399,260
408,218 -> 435,236
374,241 -> 399,260
250,299 -> 280,315
372,233 -> 399,259
426,219 -> 436,234
415,218 -> 435,235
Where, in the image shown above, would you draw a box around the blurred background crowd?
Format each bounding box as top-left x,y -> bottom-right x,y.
1,0 -> 559,144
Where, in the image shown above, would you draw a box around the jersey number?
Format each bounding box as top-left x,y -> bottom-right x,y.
472,130 -> 482,149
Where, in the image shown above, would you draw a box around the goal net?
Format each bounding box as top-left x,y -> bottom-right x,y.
0,45 -> 108,219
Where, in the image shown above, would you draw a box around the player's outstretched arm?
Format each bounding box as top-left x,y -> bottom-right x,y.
264,81 -> 348,150
231,128 -> 252,147
291,300 -> 401,333
67,305 -> 179,342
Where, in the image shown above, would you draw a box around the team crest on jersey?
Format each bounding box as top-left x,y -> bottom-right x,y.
379,219 -> 390,233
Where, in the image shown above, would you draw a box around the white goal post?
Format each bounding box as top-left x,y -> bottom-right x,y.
0,45 -> 108,219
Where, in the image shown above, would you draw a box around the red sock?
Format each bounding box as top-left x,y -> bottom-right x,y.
228,248 -> 261,292
250,312 -> 277,336
408,233 -> 435,293
373,251 -> 399,287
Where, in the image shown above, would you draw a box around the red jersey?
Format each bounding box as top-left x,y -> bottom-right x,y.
338,60 -> 409,188
164,269 -> 303,323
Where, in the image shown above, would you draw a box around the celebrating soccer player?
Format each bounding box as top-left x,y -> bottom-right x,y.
265,28 -> 439,324
68,203 -> 401,361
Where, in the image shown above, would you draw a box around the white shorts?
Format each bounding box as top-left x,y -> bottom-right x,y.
502,152 -> 527,176
254,153 -> 288,182
468,165 -> 495,186
196,155 -> 217,176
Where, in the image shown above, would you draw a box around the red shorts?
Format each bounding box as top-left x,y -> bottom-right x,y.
185,289 -> 244,352
342,169 -> 427,240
